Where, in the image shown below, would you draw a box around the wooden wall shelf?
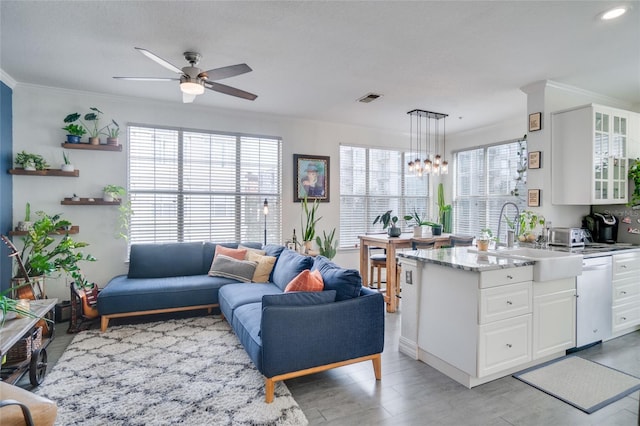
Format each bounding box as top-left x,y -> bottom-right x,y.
8,169 -> 79,177
61,197 -> 121,206
61,143 -> 122,152
9,225 -> 79,236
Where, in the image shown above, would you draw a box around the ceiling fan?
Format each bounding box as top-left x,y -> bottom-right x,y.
114,47 -> 257,103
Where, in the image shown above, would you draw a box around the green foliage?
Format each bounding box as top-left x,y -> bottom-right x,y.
61,123 -> 86,137
63,151 -> 71,165
437,183 -> 452,233
629,158 -> 640,207
101,119 -> 120,138
315,228 -> 338,260
24,202 -> 31,222
374,210 -> 399,229
116,200 -> 133,241
16,211 -> 96,279
15,151 -> 48,170
518,210 -> 545,237
64,107 -> 106,138
301,196 -> 322,241
103,184 -> 126,199
403,210 -> 429,227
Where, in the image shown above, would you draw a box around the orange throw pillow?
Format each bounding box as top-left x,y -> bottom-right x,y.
214,245 -> 247,260
284,269 -> 324,293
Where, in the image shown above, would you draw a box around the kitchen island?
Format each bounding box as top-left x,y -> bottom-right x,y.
398,247 -> 579,388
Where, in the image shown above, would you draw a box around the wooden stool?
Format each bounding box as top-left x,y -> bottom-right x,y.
369,253 -> 387,292
0,381 -> 57,426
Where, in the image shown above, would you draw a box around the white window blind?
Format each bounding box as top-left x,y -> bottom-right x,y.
128,125 -> 282,246
454,138 -> 527,241
339,145 -> 430,248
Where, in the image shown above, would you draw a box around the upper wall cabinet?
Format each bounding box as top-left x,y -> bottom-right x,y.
552,104 -> 637,205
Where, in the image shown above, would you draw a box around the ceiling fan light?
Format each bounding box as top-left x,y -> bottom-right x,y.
601,6 -> 627,20
180,81 -> 205,95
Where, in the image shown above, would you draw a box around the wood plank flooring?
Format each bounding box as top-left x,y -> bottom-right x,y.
35,312 -> 640,425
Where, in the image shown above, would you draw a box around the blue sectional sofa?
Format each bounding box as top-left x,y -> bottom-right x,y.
98,242 -> 385,403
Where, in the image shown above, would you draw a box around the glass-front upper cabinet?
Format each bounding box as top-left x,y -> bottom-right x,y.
552,104 -> 631,205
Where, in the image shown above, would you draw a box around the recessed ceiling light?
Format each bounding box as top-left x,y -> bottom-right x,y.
601,6 -> 627,20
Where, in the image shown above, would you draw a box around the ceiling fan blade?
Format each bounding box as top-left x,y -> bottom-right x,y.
113,77 -> 180,81
204,81 -> 257,101
202,63 -> 252,81
183,93 -> 197,103
135,47 -> 183,74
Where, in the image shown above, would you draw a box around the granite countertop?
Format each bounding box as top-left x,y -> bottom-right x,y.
397,247 -> 535,272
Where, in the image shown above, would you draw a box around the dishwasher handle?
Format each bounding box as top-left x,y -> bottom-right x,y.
582,263 -> 610,272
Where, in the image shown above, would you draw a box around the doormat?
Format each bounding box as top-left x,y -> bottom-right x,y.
513,355 -> 640,414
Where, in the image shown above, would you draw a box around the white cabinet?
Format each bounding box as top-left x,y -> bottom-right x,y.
552,104 -> 632,205
611,251 -> 640,335
532,279 -> 576,359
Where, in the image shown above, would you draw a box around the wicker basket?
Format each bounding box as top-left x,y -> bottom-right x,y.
5,326 -> 43,364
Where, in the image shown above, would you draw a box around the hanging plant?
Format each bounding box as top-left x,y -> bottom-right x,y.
629,158 -> 640,207
511,135 -> 527,198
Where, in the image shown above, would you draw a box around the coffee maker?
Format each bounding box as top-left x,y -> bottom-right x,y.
583,213 -> 618,243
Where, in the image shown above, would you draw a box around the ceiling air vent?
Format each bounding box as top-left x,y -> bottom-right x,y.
357,93 -> 382,103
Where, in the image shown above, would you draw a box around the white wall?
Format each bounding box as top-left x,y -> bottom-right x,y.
12,84 -> 405,300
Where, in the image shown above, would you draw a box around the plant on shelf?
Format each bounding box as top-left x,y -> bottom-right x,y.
374,210 -> 402,237
103,184 -> 126,202
437,183 -> 452,233
61,151 -> 74,172
628,158 -> 640,207
517,210 -> 545,242
15,151 -> 48,171
64,107 -> 104,144
101,119 -> 120,145
300,196 -> 322,252
17,202 -> 32,232
315,228 -> 337,260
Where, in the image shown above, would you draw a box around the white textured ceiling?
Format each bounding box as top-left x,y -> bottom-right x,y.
1,1 -> 639,135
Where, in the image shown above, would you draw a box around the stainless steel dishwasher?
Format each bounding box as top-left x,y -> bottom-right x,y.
575,255 -> 612,349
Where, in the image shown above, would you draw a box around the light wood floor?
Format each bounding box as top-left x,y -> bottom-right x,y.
33,312 -> 640,425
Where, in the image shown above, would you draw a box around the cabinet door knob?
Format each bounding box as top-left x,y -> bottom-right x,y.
506,300 -> 513,305
506,343 -> 512,348
621,316 -> 627,321
620,291 -> 627,295
621,265 -> 627,269
506,275 -> 513,280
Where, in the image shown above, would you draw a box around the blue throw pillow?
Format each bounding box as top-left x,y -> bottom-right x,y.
270,248 -> 314,291
262,290 -> 336,308
312,256 -> 363,301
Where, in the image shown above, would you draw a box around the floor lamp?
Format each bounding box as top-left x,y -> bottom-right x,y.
263,199 -> 269,245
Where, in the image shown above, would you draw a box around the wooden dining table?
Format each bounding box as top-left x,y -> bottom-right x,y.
358,233 -> 452,312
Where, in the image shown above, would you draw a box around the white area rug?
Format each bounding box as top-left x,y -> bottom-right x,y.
513,355 -> 640,414
36,316 -> 308,425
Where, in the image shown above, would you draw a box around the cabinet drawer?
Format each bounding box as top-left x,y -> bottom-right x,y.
479,266 -> 533,289
613,252 -> 640,274
612,303 -> 640,333
478,315 -> 532,377
479,282 -> 532,324
612,281 -> 640,305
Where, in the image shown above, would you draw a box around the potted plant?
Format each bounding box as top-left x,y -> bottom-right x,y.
629,158 -> 640,207
374,210 -> 401,237
11,211 -> 96,296
403,210 -> 430,237
517,210 -> 545,242
61,151 -> 74,172
61,121 -> 87,144
0,286 -> 54,326
101,119 -> 120,146
315,228 -> 337,259
16,202 -> 32,232
301,196 -> 322,253
103,184 -> 126,202
15,151 -> 48,171
437,183 -> 452,233
64,107 -> 104,145
477,228 -> 494,251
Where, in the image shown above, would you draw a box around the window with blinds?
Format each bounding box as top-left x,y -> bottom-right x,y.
454,138 -> 527,241
128,125 -> 282,246
339,145 -> 430,248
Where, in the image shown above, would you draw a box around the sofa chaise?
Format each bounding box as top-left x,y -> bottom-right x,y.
98,242 -> 385,402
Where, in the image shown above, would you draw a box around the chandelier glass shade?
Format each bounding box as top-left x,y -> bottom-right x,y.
407,109 -> 449,176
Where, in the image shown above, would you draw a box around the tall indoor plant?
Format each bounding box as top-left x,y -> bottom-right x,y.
301,196 -> 322,253
437,183 -> 452,233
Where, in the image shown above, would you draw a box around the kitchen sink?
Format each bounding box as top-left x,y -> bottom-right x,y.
468,247 -> 583,281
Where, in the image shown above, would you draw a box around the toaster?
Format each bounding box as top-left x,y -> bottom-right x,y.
549,227 -> 585,247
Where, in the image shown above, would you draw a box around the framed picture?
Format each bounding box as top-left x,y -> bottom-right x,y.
528,151 -> 541,169
294,154 -> 330,202
528,112 -> 542,132
528,189 -> 541,207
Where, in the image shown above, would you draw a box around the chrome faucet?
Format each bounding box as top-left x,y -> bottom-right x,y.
496,202 -> 520,247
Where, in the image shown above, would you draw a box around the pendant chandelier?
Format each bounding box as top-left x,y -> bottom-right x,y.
407,109 -> 449,176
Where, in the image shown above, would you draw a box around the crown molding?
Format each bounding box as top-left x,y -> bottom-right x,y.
520,79 -> 633,109
0,69 -> 17,89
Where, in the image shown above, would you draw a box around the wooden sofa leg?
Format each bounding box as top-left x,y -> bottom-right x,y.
372,354 -> 382,380
265,378 -> 275,403
100,316 -> 109,332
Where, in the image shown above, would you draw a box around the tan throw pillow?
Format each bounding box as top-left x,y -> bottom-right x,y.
214,245 -> 247,260
284,269 -> 324,292
238,244 -> 266,257
247,251 -> 277,283
208,254 -> 257,283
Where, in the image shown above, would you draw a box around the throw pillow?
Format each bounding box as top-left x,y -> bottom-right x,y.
262,290 -> 337,307
208,254 -> 257,282
214,245 -> 247,260
312,255 -> 363,301
239,244 -> 266,257
270,248 -> 314,291
247,251 -> 277,283
284,269 -> 324,292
